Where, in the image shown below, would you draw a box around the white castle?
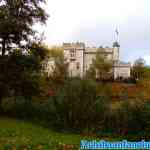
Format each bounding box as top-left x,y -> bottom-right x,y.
43,39 -> 131,79
63,41 -> 131,79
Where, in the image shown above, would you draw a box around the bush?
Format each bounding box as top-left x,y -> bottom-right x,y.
46,78 -> 111,131
2,78 -> 150,136
1,96 -> 31,118
1,97 -> 16,113
104,99 -> 150,135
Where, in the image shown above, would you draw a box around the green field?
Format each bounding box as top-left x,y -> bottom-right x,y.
0,117 -> 82,149
0,117 -> 148,150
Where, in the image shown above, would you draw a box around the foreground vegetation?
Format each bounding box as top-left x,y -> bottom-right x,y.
1,78 -> 150,135
1,1 -> 150,149
0,117 -> 150,149
0,117 -> 82,149
0,47 -> 150,148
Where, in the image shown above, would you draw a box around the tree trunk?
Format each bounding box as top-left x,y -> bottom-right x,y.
2,38 -> 6,56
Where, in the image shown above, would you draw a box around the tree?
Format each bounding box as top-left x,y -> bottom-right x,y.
86,52 -> 113,80
41,46 -> 68,87
143,66 -> 150,79
0,42 -> 50,102
48,46 -> 64,58
52,54 -> 69,84
0,0 -> 48,55
132,58 -> 146,80
45,47 -> 68,82
29,42 -> 49,62
48,78 -> 110,130
2,50 -> 40,97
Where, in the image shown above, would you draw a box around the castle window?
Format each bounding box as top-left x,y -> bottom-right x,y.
76,62 -> 80,69
70,49 -> 76,58
103,54 -> 107,59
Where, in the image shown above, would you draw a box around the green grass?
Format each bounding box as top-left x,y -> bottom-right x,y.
0,117 -> 147,150
0,117 -> 82,149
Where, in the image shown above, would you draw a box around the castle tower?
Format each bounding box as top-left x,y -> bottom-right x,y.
112,28 -> 120,62
63,42 -> 85,77
113,41 -> 120,62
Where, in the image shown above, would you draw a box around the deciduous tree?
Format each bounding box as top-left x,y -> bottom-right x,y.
0,0 -> 48,55
86,52 -> 113,80
132,58 -> 146,80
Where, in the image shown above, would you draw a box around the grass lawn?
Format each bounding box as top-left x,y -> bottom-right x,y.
0,117 -> 83,149
0,117 -> 148,150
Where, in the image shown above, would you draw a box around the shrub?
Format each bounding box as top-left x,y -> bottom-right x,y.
0,79 -> 112,132
47,78 -> 111,131
104,99 -> 150,135
1,97 -> 15,113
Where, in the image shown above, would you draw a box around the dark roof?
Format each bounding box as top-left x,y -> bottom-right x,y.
113,41 -> 120,47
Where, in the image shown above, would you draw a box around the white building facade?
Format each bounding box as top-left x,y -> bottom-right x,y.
63,42 -> 131,79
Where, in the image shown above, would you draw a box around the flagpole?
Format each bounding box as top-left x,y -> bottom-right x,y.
115,27 -> 119,43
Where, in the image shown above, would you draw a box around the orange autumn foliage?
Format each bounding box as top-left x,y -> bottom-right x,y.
111,82 -> 150,101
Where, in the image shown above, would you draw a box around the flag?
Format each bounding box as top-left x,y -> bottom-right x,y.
115,28 -> 119,35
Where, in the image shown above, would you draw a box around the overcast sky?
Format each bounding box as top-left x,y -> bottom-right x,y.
35,0 -> 150,65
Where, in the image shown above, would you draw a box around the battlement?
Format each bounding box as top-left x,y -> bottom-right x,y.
63,42 -> 85,50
